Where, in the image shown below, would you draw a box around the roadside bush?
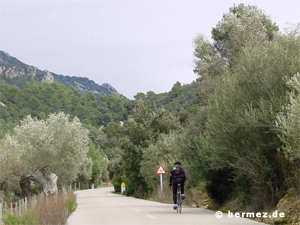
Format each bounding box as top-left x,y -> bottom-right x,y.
2,189 -> 77,225
2,209 -> 37,225
31,195 -> 68,225
65,189 -> 77,215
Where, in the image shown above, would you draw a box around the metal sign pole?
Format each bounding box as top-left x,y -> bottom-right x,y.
160,174 -> 163,191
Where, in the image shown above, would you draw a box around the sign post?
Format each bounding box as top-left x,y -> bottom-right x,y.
156,164 -> 167,191
121,182 -> 126,194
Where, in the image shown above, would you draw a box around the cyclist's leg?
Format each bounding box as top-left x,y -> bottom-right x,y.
172,181 -> 177,204
180,178 -> 185,200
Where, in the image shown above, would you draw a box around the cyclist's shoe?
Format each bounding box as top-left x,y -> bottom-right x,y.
181,194 -> 185,200
173,204 -> 178,210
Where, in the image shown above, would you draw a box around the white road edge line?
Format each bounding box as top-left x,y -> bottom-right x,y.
147,215 -> 156,219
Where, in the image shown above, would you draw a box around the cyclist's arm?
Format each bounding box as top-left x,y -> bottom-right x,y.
183,168 -> 186,181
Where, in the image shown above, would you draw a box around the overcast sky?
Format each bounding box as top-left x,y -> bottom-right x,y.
0,0 -> 299,99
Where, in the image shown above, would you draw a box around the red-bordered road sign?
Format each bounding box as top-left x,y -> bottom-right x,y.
156,164 -> 167,174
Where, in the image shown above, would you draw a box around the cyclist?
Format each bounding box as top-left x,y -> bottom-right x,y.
169,161 -> 186,210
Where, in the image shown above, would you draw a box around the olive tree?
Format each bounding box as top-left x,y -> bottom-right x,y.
276,73 -> 300,191
195,34 -> 300,208
0,136 -> 23,192
276,73 -> 300,162
211,3 -> 278,64
193,34 -> 227,102
193,4 -> 278,102
0,112 -> 91,196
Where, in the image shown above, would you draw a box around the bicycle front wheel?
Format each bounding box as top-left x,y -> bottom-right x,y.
176,192 -> 182,213
176,193 -> 180,213
178,198 -> 182,213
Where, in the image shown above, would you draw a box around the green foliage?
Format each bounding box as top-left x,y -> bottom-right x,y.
29,96 -> 40,109
194,3 -> 280,105
171,81 -> 181,98
211,3 -> 279,62
65,198 -> 77,214
0,80 -> 131,128
133,81 -> 201,113
140,132 -> 179,191
185,33 -> 300,208
0,112 -> 92,192
2,209 -> 38,225
87,140 -> 105,186
112,173 -> 122,193
134,92 -> 146,100
276,73 -> 300,161
109,153 -> 123,192
119,101 -> 181,195
276,73 -> 300,189
122,182 -> 134,196
103,121 -> 123,139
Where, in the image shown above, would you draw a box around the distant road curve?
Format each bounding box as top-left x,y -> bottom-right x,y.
67,187 -> 265,225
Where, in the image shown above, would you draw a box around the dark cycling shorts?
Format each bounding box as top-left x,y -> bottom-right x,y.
172,177 -> 185,204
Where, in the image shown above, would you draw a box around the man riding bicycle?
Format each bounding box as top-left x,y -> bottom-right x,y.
169,161 -> 186,210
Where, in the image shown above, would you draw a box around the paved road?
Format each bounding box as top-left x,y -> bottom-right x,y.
67,187 -> 265,225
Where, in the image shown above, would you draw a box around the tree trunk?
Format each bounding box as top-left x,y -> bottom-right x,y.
19,175 -> 32,199
58,182 -> 67,198
0,181 -> 5,191
28,172 -> 58,197
0,191 -> 4,203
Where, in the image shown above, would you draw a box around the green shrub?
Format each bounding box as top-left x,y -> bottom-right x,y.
2,209 -> 38,225
65,199 -> 77,215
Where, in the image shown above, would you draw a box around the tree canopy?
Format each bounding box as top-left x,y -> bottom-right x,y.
0,112 -> 91,195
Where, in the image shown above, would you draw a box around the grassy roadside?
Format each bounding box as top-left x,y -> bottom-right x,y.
2,189 -> 77,225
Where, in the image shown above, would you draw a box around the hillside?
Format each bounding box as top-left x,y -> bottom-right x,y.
0,51 -> 118,97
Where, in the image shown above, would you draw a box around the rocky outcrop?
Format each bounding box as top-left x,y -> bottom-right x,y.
27,66 -> 37,77
0,66 -> 5,74
42,71 -> 54,83
102,83 -> 117,93
4,66 -> 25,78
0,65 -> 36,79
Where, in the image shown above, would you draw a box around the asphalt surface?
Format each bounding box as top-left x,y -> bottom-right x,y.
67,187 -> 265,225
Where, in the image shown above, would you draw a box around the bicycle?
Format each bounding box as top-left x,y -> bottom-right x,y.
176,183 -> 183,213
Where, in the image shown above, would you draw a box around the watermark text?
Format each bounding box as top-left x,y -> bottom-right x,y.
215,210 -> 285,219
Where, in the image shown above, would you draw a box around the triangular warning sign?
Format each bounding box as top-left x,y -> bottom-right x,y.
156,164 -> 167,174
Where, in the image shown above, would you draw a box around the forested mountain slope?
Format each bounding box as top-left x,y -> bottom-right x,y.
0,80 -> 132,138
0,50 -> 118,97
